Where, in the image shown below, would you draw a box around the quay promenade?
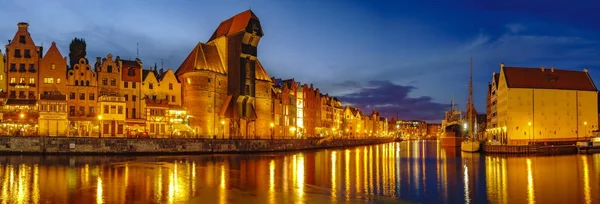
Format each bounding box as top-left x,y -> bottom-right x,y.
0,136 -> 392,155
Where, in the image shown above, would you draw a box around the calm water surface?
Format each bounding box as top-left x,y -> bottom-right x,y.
0,141 -> 599,203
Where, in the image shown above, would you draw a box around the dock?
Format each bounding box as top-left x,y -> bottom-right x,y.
483,144 -> 577,155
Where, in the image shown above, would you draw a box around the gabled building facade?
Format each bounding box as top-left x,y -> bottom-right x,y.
119,58 -> 145,133
67,58 -> 98,136
38,42 -> 68,136
96,54 -> 125,137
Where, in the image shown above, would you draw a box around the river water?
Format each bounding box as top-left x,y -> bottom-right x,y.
0,141 -> 598,204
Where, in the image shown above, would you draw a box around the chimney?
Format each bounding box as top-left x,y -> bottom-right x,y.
17,22 -> 29,31
551,66 -> 554,72
541,66 -> 545,71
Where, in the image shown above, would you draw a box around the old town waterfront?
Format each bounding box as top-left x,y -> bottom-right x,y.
0,141 -> 598,203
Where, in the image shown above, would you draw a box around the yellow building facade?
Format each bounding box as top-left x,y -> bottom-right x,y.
0,50 -> 5,93
38,42 -> 68,136
490,64 -> 598,145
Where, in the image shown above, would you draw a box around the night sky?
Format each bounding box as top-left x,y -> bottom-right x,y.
2,0 -> 599,122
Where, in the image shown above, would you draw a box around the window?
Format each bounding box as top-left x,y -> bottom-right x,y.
89,93 -> 95,100
29,78 -> 34,84
171,95 -> 175,102
124,81 -> 128,88
0,75 -> 3,80
104,105 -> 109,114
169,83 -> 173,90
29,64 -> 35,72
132,95 -> 137,101
126,108 -> 128,118
19,64 -> 25,72
14,49 -> 21,58
86,80 -> 89,86
186,78 -> 191,84
69,106 -> 75,115
128,68 -> 135,76
10,91 -> 15,97
28,91 -> 33,96
70,92 -> 75,99
102,78 -> 107,86
79,106 -> 85,115
24,49 -> 31,58
56,78 -> 61,84
107,65 -> 113,73
89,107 -> 95,115
19,91 -> 24,97
10,78 -> 15,83
124,94 -> 128,101
10,64 -> 16,71
110,79 -> 116,86
132,108 -> 136,118
149,83 -> 153,89
44,78 -> 53,84
51,63 -> 55,70
19,35 -> 25,44
150,124 -> 155,132
132,82 -> 136,88
110,105 -> 116,114
19,77 -> 25,83
75,80 -> 79,86
80,93 -> 85,100
118,106 -> 123,114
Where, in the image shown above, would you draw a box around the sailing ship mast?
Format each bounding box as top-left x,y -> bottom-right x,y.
467,57 -> 474,140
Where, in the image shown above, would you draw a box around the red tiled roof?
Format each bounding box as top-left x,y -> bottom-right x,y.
503,66 -> 596,91
176,43 -> 225,76
208,10 -> 259,42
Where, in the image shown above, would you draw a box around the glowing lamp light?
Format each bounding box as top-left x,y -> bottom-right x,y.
19,113 -> 25,119
528,121 -> 532,126
220,120 -> 225,125
97,115 -> 103,120
463,123 -> 468,130
584,121 -> 587,125
269,122 -> 274,128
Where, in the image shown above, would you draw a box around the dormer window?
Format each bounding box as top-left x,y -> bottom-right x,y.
107,65 -> 113,73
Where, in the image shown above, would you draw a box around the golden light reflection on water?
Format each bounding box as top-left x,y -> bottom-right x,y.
96,176 -> 103,204
581,156 -> 591,204
526,159 -> 535,204
0,142 -> 599,203
331,151 -> 337,198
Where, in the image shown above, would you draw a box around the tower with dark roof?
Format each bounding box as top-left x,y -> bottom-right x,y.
177,10 -> 272,138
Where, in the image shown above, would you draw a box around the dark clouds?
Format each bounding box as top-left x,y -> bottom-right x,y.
337,81 -> 450,121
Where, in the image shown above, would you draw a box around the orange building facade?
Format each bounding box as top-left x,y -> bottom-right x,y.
0,12 -> 391,138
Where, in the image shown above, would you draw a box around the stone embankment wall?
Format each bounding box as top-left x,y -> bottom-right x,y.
0,136 -> 392,155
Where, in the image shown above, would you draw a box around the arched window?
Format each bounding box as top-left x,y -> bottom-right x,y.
75,80 -> 79,86
86,80 -> 90,86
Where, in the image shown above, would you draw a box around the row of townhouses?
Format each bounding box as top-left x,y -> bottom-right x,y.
0,10 -> 390,138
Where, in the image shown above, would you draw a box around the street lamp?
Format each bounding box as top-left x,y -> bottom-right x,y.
270,122 -> 274,139
97,115 -> 103,138
528,121 -> 532,145
19,113 -> 25,136
221,120 -> 225,139
584,121 -> 588,140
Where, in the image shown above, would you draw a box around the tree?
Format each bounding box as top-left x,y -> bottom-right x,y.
69,38 -> 87,68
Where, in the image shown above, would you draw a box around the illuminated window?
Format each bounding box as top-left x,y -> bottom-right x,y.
51,63 -> 55,70
186,77 -> 191,84
19,78 -> 25,83
10,78 -> 15,83
110,79 -> 116,86
44,78 -> 54,84
56,78 -> 61,84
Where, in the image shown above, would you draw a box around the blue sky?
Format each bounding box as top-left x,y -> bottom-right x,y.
1,0 -> 599,121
